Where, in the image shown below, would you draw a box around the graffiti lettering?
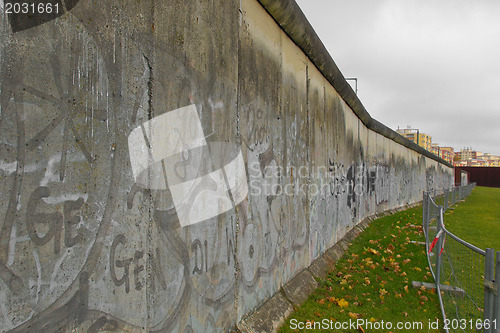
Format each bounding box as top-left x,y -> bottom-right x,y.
64,196 -> 86,248
226,226 -> 236,266
26,186 -> 86,254
149,247 -> 167,293
109,234 -> 169,294
26,187 -> 63,254
110,234 -> 133,293
191,239 -> 208,275
133,250 -> 145,291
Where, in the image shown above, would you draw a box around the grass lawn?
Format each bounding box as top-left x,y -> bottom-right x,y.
279,185 -> 500,332
280,206 -> 442,333
443,186 -> 500,251
438,186 -> 500,329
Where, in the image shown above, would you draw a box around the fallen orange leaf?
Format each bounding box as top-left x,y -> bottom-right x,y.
338,298 -> 349,308
348,312 -> 359,319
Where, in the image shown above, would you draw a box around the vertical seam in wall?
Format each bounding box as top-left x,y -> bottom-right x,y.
306,63 -> 311,260
279,286 -> 295,310
358,118 -> 361,154
306,64 -> 310,165
368,123 -> 371,159
234,0 -> 242,321
146,1 -> 155,330
323,85 -> 327,237
323,84 -> 326,164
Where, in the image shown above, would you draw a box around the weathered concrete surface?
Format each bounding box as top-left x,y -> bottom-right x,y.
0,0 -> 453,332
241,211 -> 378,332
238,292 -> 294,333
307,256 -> 331,279
282,269 -> 317,308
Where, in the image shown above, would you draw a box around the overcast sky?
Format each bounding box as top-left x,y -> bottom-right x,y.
295,0 -> 500,156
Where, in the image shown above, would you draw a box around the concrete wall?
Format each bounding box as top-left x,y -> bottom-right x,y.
0,0 -> 452,331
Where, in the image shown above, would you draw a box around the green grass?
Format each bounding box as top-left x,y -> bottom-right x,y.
439,186 -> 500,327
280,206 -> 442,333
443,186 -> 500,251
279,186 -> 500,333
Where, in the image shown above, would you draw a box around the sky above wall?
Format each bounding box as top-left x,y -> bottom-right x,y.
295,0 -> 500,156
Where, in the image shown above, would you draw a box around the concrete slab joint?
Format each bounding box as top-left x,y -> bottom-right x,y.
238,293 -> 294,333
308,257 -> 330,279
282,270 -> 318,309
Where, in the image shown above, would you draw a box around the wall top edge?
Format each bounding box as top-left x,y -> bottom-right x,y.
255,0 -> 453,169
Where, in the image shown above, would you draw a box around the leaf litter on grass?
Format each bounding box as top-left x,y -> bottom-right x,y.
280,206 -> 442,333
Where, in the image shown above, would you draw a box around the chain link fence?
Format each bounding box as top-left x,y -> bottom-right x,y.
422,184 -> 499,332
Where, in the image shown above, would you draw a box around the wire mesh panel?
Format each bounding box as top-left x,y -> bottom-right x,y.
439,231 -> 485,332
423,192 -> 443,281
422,183 -> 498,333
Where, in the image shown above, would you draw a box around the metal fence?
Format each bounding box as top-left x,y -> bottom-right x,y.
422,183 -> 500,332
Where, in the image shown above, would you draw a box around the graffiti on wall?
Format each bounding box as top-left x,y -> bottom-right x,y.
0,10 -> 116,331
0,3 -> 250,329
0,3 -> 454,332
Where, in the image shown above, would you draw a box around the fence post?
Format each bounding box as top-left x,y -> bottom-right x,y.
428,192 -> 432,220
444,189 -> 448,212
422,191 -> 427,233
493,251 -> 500,333
485,249 -> 495,333
435,207 -> 443,286
423,192 -> 429,238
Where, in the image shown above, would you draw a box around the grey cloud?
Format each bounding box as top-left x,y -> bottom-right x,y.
296,0 -> 500,156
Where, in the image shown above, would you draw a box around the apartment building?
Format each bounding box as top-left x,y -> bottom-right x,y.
457,148 -> 477,160
396,127 -> 432,151
439,147 -> 455,164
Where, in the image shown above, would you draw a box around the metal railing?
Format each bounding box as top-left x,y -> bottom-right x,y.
422,183 -> 500,332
